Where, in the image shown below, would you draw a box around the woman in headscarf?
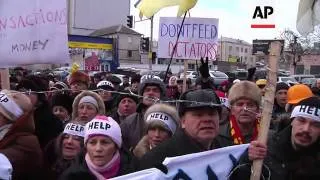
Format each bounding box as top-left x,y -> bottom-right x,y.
166,76 -> 179,99
60,115 -> 132,179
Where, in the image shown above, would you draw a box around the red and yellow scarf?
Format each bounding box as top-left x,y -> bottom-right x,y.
229,115 -> 260,145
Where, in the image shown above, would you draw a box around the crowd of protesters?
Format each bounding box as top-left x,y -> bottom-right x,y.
0,60 -> 319,180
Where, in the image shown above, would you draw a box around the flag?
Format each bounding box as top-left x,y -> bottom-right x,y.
135,0 -> 198,18
112,144 -> 249,180
296,0 -> 320,36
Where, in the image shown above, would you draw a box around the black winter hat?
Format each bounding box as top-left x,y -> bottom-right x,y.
296,96 -> 320,108
51,93 -> 73,114
139,77 -> 166,98
276,82 -> 289,92
178,89 -> 222,116
116,90 -> 139,106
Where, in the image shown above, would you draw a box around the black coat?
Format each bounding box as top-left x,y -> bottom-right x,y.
138,129 -> 221,171
59,149 -> 133,180
230,126 -> 320,180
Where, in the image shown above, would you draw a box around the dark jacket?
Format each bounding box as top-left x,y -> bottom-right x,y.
59,149 -> 133,180
34,103 -> 64,148
230,126 -> 320,180
216,122 -> 255,148
138,129 -> 221,170
120,103 -> 148,150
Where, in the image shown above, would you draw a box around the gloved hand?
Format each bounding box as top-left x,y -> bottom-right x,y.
199,57 -> 210,79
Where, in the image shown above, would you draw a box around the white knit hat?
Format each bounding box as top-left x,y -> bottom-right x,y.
63,122 -> 85,137
84,115 -> 122,148
0,153 -> 12,180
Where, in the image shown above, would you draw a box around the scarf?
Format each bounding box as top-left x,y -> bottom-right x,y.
0,124 -> 12,141
229,115 -> 260,145
85,151 -> 121,180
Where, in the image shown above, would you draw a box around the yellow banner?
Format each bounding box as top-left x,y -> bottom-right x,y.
68,42 -> 113,50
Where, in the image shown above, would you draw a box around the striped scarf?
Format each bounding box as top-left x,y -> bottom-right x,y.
230,115 -> 260,145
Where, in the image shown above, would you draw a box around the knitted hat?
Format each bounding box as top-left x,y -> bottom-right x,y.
51,93 -> 73,114
97,80 -> 114,90
144,103 -> 179,135
0,154 -> 12,180
139,77 -> 166,98
228,80 -> 261,106
84,115 -> 122,148
291,96 -> 320,122
0,90 -> 32,122
63,122 -> 85,137
68,71 -> 89,86
276,82 -> 289,92
116,90 -> 139,106
256,79 -> 267,86
79,96 -> 99,110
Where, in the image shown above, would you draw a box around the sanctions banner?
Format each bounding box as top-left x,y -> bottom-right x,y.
158,17 -> 219,60
112,144 -> 249,180
0,0 -> 69,67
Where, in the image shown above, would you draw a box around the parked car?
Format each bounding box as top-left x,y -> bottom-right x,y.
290,74 -> 315,83
278,76 -> 299,86
209,71 -> 228,86
226,70 -> 248,80
301,78 -> 316,87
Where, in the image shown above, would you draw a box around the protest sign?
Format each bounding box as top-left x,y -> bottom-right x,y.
158,17 -> 219,60
112,144 -> 249,180
0,0 -> 69,67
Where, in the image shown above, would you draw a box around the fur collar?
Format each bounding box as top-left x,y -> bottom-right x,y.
133,135 -> 150,159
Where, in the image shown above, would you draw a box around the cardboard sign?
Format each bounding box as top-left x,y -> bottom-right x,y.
112,144 -> 249,180
0,0 -> 69,67
158,17 -> 219,60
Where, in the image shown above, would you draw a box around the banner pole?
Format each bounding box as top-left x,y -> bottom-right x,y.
0,68 -> 10,90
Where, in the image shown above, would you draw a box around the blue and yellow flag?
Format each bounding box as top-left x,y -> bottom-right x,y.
135,0 -> 198,18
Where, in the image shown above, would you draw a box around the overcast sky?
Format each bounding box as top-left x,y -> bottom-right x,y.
130,0 -> 300,43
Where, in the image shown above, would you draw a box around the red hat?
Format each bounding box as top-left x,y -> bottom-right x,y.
68,71 -> 89,86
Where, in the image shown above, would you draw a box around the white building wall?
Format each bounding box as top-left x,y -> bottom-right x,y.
68,0 -> 130,35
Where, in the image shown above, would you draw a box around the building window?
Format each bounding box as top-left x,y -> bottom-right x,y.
128,37 -> 132,43
176,59 -> 179,63
241,47 -> 243,52
229,46 -> 232,52
127,50 -> 132,57
244,48 -> 248,53
236,47 -> 239,52
188,64 -> 195,70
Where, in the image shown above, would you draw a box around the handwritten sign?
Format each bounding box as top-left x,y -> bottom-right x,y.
158,17 -> 219,60
112,144 -> 249,180
0,0 -> 69,67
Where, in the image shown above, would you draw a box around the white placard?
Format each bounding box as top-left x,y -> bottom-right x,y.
112,144 -> 249,180
0,0 -> 69,67
158,17 -> 219,60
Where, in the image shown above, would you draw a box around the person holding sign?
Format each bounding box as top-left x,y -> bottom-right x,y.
0,90 -> 42,179
44,122 -> 85,180
133,103 -> 179,159
217,81 -> 262,147
60,115 -> 132,179
138,89 -> 222,170
231,96 -> 320,180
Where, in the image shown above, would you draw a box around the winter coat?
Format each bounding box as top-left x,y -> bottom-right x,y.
216,122 -> 255,148
34,102 -> 64,148
59,149 -> 133,180
133,135 -> 150,159
166,85 -> 179,99
230,126 -> 320,180
120,103 -> 148,150
0,113 -> 43,180
72,91 -> 106,121
138,129 -> 221,170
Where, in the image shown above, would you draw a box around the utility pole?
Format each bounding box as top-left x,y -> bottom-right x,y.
292,36 -> 298,74
149,16 -> 154,70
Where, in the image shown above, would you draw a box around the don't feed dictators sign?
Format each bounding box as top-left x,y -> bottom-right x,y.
158,17 -> 219,61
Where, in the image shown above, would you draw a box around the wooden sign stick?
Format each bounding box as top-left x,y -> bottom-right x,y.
250,41 -> 282,180
0,68 -> 10,90
183,60 -> 188,93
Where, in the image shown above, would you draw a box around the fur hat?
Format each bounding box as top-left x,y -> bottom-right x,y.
139,78 -> 166,98
228,80 -> 261,106
72,91 -> 105,120
51,93 -> 73,114
68,71 -> 89,86
84,115 -> 122,148
0,90 -> 32,122
144,103 -> 179,135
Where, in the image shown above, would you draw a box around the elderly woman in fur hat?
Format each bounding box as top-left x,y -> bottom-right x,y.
44,121 -> 85,179
133,103 -> 179,159
72,91 -> 105,123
